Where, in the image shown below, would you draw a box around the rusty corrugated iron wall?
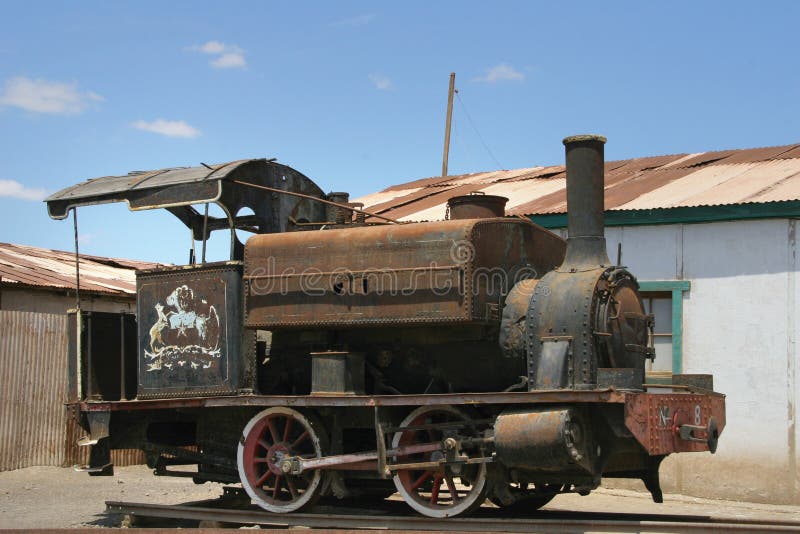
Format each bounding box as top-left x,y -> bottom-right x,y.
0,310 -> 68,470
0,310 -> 143,470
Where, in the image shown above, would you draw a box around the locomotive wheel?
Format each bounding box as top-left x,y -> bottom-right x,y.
391,405 -> 488,518
237,407 -> 328,513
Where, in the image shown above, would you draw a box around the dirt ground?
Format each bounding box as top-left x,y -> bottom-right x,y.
1,465 -> 800,529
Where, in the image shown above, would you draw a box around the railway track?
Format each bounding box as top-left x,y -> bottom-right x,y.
106,497 -> 800,533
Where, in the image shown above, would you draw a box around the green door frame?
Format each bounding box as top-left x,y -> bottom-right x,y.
638,280 -> 691,374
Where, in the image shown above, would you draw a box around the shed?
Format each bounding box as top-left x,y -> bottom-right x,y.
0,243 -> 162,471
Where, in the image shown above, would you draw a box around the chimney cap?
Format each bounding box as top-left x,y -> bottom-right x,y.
563,134 -> 607,145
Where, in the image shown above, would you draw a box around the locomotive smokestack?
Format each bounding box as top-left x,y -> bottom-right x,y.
562,134 -> 610,268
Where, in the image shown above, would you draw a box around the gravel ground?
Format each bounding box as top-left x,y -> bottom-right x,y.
1,465 -> 799,529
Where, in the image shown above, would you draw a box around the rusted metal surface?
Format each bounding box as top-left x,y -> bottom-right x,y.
0,242 -> 160,296
352,142 -> 800,220
76,389 -> 630,412
562,135 -> 610,267
310,351 -> 365,395
525,264 -> 648,391
244,218 -> 564,328
0,310 -> 69,470
365,183 -> 495,222
518,137 -> 650,393
499,278 -> 539,359
494,407 -> 596,475
446,194 -> 508,219
231,179 -> 400,224
624,392 -> 727,455
0,310 -> 144,470
778,145 -> 800,159
105,500 -> 800,532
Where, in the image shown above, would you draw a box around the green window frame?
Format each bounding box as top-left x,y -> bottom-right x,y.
638,280 -> 691,375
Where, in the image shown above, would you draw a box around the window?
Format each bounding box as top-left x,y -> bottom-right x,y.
641,293 -> 673,376
638,281 -> 691,379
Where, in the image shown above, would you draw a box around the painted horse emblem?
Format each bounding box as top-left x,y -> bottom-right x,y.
145,285 -> 221,371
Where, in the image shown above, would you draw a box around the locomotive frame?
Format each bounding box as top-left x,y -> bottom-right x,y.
47,135 -> 725,518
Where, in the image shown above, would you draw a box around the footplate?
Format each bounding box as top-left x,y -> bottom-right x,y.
624,392 -> 726,455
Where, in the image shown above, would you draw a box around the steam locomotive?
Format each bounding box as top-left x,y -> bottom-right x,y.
46,135 -> 725,517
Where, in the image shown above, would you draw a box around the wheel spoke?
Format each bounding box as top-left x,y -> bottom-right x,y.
444,475 -> 460,503
267,418 -> 281,444
430,475 -> 443,504
272,475 -> 283,500
286,475 -> 298,500
283,416 -> 293,442
254,456 -> 269,463
292,430 -> 310,449
258,438 -> 271,450
411,470 -> 432,491
255,470 -> 273,487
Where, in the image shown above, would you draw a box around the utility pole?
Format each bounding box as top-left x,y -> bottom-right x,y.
441,72 -> 456,177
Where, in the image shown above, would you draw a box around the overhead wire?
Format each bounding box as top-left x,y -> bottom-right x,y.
455,91 -> 504,170
451,98 -> 479,173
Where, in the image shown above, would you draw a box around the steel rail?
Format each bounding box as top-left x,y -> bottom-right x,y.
106,501 -> 800,533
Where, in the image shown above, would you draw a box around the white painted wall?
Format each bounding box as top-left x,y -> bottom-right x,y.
555,218 -> 799,503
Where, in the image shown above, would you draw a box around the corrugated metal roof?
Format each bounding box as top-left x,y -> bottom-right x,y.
354,142 -> 800,221
0,243 -> 163,296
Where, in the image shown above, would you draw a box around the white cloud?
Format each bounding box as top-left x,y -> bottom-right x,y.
131,119 -> 201,139
0,76 -> 103,114
211,52 -> 246,69
197,41 -> 227,54
0,179 -> 48,201
189,41 -> 246,69
473,63 -> 525,83
369,74 -> 393,90
330,14 -> 375,27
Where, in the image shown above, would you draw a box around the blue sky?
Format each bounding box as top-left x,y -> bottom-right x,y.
1,1 -> 799,264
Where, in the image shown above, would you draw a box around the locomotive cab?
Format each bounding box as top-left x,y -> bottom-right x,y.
47,158 -> 332,402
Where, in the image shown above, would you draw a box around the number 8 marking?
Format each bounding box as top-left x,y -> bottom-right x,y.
694,405 -> 702,425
